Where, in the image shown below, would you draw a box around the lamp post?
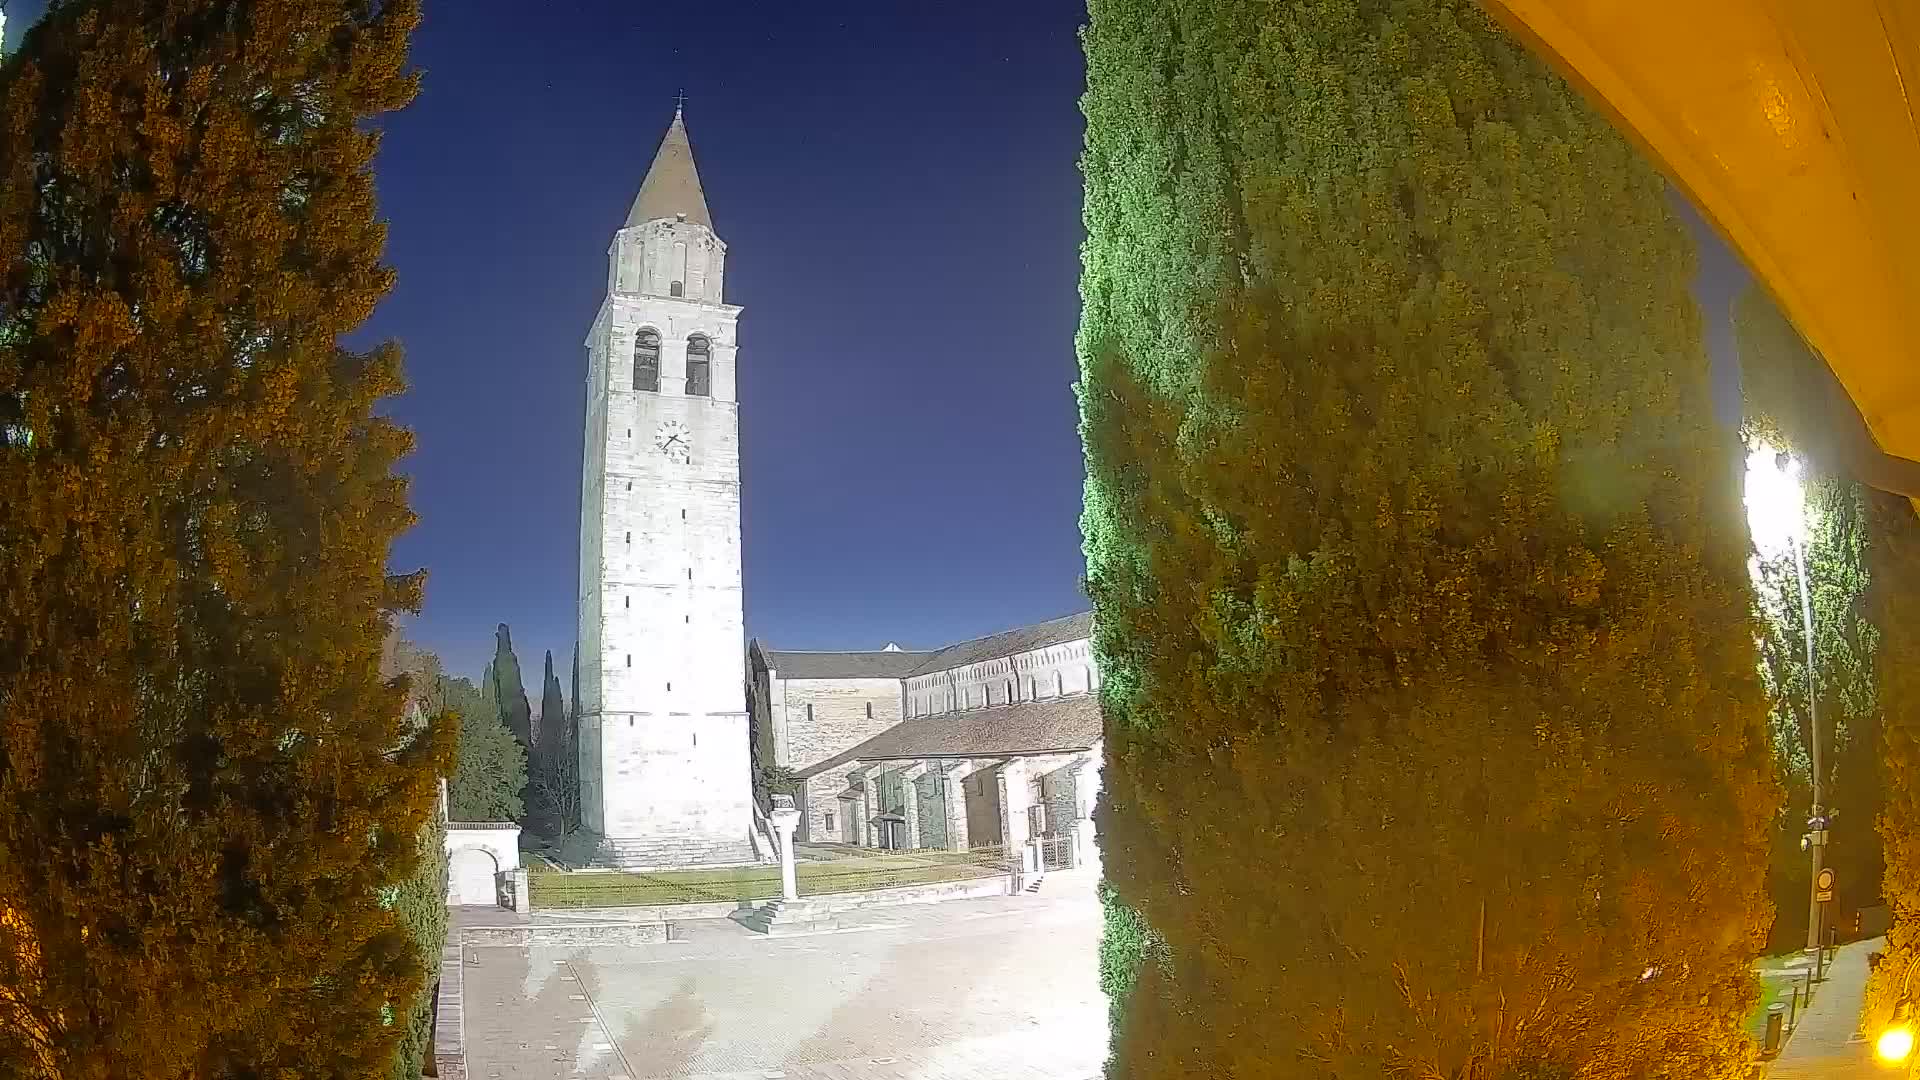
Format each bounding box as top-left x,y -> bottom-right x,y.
1747,446 -> 1828,962
1768,451 -> 1829,959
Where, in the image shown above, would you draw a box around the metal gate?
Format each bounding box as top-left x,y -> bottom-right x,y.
1039,833 -> 1075,871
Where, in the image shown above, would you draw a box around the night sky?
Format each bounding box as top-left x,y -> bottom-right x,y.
4,1 -> 1747,682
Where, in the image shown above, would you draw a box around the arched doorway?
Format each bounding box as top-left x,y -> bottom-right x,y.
447,846 -> 500,907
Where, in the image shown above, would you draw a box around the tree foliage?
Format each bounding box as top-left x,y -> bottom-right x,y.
487,622 -> 533,751
379,645 -> 455,1080
383,808 -> 447,1080
429,674 -> 525,823
1864,491 -> 1920,1030
528,649 -> 577,837
1735,284 -> 1886,945
1747,473 -> 1881,947
540,649 -> 565,753
0,1 -> 441,1077
1731,286 -> 1817,458
1076,0 -> 1773,1075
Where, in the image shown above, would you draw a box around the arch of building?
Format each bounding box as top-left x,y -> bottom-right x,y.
445,823 -> 520,907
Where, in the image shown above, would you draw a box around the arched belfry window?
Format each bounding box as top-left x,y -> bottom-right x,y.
686,335 -> 712,397
634,329 -> 660,393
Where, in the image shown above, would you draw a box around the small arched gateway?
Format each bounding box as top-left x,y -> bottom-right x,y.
447,844 -> 501,907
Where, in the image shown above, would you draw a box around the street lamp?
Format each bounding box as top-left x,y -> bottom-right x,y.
1877,953 -> 1920,1067
1881,1020 -> 1915,1066
1744,444 -> 1827,958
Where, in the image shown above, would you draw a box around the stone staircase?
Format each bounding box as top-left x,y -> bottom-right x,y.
559,830 -> 759,870
601,835 -> 758,869
735,899 -> 842,936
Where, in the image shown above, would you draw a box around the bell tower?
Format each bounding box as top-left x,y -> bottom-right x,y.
575,107 -> 755,867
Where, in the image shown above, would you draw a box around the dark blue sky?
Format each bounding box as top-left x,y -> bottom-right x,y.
4,1 -> 1747,682
370,0 -> 1096,679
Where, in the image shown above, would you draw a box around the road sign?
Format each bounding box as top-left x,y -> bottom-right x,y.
1816,866 -> 1836,902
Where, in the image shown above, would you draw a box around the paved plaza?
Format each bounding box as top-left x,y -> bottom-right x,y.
461,876 -> 1107,1080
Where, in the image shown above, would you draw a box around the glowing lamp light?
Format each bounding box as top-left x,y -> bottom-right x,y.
1878,1024 -> 1915,1064
1744,442 -> 1807,558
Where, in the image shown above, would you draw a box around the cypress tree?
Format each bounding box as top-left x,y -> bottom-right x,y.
531,649 -> 576,834
1077,0 -> 1773,1075
540,649 -> 566,765
0,2 -> 444,1077
488,622 -> 533,751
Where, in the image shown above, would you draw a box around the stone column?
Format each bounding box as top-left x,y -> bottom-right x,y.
770,794 -> 801,902
853,771 -> 875,848
997,759 -> 1032,889
941,762 -> 974,852
899,763 -> 929,850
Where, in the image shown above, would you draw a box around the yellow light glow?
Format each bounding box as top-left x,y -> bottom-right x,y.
1878,1024 -> 1915,1064
1744,441 -> 1806,559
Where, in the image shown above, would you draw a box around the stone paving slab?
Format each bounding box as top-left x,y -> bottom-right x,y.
462,882 -> 1106,1080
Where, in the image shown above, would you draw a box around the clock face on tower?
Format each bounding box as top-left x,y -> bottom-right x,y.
654,419 -> 692,464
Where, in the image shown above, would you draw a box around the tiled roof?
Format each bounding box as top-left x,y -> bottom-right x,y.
760,649 -> 934,680
906,611 -> 1094,677
797,693 -> 1103,778
756,609 -> 1094,683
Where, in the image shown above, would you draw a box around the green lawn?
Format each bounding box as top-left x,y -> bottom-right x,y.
529,850 -> 1007,909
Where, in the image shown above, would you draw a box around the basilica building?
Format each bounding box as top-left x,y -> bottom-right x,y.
747,612 -> 1104,873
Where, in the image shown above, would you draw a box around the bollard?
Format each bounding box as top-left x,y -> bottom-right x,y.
1789,984 -> 1800,1030
1764,1003 -> 1787,1054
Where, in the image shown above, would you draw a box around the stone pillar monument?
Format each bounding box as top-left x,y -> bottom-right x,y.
770,795 -> 801,902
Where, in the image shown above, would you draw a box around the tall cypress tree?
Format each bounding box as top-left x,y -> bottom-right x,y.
540,649 -> 566,762
0,2 -> 445,1077
530,649 -> 576,833
1077,0 -> 1772,1075
488,622 -> 533,751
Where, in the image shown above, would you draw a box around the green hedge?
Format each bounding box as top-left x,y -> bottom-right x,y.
387,818 -> 449,1080
1077,0 -> 1773,1075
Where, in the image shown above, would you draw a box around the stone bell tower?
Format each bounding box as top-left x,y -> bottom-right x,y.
573,107 -> 755,867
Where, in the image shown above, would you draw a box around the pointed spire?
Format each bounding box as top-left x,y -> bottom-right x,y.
625,102 -> 712,229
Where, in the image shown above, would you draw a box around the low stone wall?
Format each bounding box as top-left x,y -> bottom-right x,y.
541,899 -> 748,923
800,875 -> 1009,912
432,938 -> 465,1080
461,920 -> 669,948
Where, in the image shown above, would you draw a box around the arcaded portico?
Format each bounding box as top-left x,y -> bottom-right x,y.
748,613 -> 1105,876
